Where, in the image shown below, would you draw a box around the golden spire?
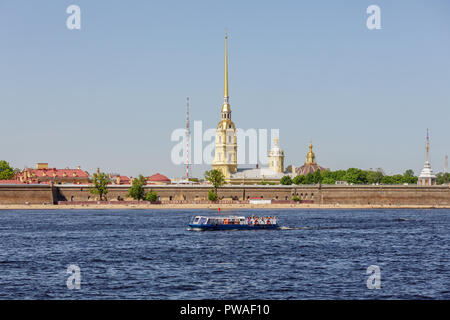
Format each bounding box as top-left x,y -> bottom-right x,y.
221,31 -> 231,115
224,32 -> 229,100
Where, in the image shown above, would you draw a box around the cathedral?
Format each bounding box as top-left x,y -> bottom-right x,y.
212,34 -> 325,184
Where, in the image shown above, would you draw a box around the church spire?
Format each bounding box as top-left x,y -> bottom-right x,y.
426,128 -> 430,162
224,32 -> 229,103
221,32 -> 231,117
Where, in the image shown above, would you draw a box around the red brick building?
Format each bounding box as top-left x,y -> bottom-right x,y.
16,163 -> 90,185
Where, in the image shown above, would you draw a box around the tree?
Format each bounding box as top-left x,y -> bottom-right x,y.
145,190 -> 158,202
127,175 -> 147,201
344,168 -> 368,184
293,175 -> 306,185
280,175 -> 293,185
437,172 -> 450,185
204,169 -> 225,194
366,170 -> 384,184
291,195 -> 300,202
402,169 -> 417,184
322,177 -> 335,184
404,169 -> 414,177
0,160 -> 17,180
312,170 -> 322,184
381,175 -> 394,185
89,172 -> 110,201
208,189 -> 218,201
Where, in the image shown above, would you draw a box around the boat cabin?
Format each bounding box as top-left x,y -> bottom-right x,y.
190,216 -> 247,226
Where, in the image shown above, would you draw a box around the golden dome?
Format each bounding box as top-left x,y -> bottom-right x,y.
305,143 -> 316,165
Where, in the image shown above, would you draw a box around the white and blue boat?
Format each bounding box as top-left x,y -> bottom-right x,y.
187,215 -> 279,231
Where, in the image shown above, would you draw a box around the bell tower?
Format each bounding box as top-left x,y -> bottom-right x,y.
268,138 -> 284,173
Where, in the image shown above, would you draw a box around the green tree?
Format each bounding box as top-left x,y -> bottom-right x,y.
404,169 -> 414,177
145,190 -> 158,202
366,170 -> 384,184
321,177 -> 335,184
293,175 -> 306,185
127,175 -> 147,201
208,189 -> 218,201
89,172 -> 110,201
280,175 -> 293,185
381,175 -> 394,184
312,170 -> 322,184
437,172 -> 450,185
344,168 -> 368,184
0,160 -> 17,180
303,173 -> 313,184
391,174 -> 404,184
204,169 -> 225,194
291,195 -> 300,202
402,169 -> 417,184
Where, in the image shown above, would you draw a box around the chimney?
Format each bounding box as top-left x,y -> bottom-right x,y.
77,166 -> 81,170
36,163 -> 48,170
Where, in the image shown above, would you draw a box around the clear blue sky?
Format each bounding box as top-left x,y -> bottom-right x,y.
1,0 -> 449,177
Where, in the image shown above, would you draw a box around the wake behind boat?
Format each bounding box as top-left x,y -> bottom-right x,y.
187,215 -> 279,231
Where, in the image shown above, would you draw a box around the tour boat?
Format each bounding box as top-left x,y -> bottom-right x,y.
187,215 -> 279,231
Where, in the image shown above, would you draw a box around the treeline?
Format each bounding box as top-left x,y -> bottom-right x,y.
280,168 -> 420,185
437,172 -> 450,185
0,160 -> 18,180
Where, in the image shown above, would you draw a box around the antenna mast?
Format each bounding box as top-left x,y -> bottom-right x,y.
445,154 -> 448,174
185,97 -> 191,180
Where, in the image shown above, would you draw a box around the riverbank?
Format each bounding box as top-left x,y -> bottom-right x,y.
1,203 -> 449,210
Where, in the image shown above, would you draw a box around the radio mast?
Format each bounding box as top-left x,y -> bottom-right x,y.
445,154 -> 448,174
185,97 -> 191,180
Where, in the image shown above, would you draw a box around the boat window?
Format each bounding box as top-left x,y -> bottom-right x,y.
193,217 -> 200,224
199,217 -> 208,224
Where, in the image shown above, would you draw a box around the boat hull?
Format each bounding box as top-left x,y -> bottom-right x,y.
188,223 -> 279,231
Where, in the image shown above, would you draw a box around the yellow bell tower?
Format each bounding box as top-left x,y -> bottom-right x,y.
268,138 -> 284,173
212,33 -> 237,180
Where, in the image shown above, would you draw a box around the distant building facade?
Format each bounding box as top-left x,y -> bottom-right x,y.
16,163 -> 89,185
229,138 -> 289,184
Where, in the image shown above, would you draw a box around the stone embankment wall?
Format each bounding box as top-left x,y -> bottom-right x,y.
0,184 -> 449,206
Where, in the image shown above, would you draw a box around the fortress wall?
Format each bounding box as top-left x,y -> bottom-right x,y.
319,185 -> 450,206
55,185 -> 450,205
1,184 -> 449,205
0,185 -> 54,204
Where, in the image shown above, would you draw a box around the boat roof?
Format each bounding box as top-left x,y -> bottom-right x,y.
194,215 -> 246,219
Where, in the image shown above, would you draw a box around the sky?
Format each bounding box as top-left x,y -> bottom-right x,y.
1,0 -> 449,178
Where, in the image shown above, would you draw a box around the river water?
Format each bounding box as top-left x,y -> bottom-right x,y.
0,209 -> 449,299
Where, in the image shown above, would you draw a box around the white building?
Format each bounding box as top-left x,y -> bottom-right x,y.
418,129 -> 437,186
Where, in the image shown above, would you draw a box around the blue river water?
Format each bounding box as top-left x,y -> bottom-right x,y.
0,209 -> 449,299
